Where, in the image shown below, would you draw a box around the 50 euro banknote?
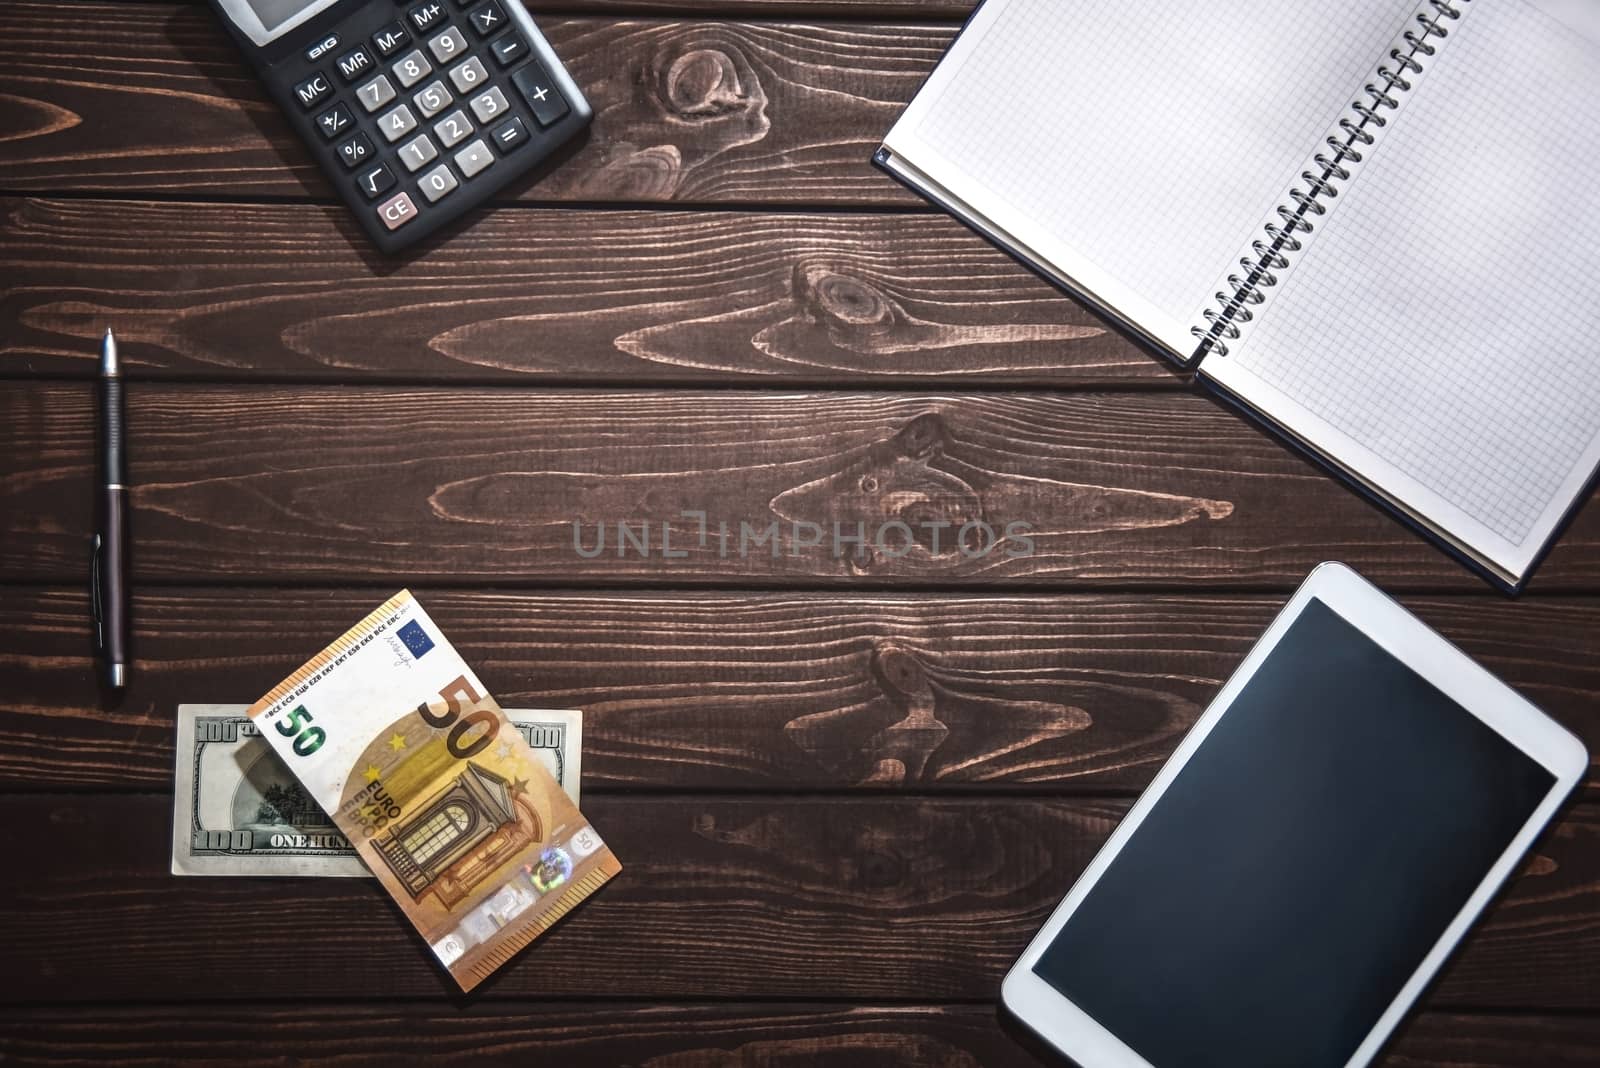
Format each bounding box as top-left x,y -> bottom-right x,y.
173,705 -> 582,877
245,590 -> 620,991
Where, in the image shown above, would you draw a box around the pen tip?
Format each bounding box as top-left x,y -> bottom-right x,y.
101,329 -> 119,376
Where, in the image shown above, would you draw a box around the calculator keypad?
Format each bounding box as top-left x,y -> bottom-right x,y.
448,57 -> 489,95
419,163 -> 460,202
468,86 -> 509,124
467,2 -> 509,38
408,2 -> 448,34
372,23 -> 411,59
454,139 -> 495,178
398,134 -> 440,172
335,46 -> 376,83
355,75 -> 396,113
428,27 -> 470,65
433,110 -> 474,149
378,105 -> 420,143
315,102 -> 355,141
274,0 -> 585,248
413,81 -> 454,118
392,50 -> 433,89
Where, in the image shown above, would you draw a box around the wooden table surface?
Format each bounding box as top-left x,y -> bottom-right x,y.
2,1 -> 1598,1063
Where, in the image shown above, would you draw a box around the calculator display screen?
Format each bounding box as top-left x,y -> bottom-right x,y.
245,0 -> 331,32
217,0 -> 342,42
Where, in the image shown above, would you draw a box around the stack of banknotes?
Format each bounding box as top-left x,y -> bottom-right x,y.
170,591 -> 620,991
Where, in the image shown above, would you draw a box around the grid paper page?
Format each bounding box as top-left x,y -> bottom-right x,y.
1216,0 -> 1600,571
902,0 -> 1418,351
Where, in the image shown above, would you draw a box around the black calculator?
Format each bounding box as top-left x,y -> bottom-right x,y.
207,0 -> 592,252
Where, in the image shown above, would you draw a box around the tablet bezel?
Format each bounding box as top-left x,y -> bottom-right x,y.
1000,561 -> 1588,1068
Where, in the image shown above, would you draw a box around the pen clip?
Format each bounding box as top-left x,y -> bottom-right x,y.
90,533 -> 105,653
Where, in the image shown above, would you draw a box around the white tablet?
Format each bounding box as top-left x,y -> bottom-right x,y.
1001,562 -> 1587,1068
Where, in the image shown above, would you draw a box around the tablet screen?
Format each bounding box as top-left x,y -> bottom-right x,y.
1032,597 -> 1555,1068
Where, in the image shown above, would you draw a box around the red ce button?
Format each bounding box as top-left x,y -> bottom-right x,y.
377,192 -> 418,231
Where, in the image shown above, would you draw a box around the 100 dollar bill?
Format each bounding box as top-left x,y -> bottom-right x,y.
173,705 -> 582,877
246,590 -> 621,991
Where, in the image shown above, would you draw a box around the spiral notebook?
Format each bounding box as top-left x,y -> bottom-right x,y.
877,0 -> 1600,591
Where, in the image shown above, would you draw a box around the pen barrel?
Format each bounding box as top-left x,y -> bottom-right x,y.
100,375 -> 125,485
99,486 -> 128,668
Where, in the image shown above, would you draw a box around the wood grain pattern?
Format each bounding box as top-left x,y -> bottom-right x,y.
2,793 -> 1596,1007
0,4 -> 941,205
1,1003 -> 1596,1067
0,197 -> 1154,384
3,382 -> 1596,588
2,586 -> 1596,794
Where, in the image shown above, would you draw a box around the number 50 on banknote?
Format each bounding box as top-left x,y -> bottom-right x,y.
247,590 -> 620,991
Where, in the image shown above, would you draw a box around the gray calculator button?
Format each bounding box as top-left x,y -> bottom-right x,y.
454,138 -> 494,179
413,80 -> 453,119
468,86 -> 509,125
397,134 -> 439,172
433,109 -> 474,148
378,104 -> 419,143
355,74 -> 396,113
427,26 -> 469,65
418,163 -> 460,203
392,49 -> 433,89
447,56 -> 489,95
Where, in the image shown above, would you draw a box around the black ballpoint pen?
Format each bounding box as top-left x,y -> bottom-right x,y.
92,328 -> 128,690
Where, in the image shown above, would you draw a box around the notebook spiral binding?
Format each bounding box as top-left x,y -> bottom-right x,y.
1192,0 -> 1468,357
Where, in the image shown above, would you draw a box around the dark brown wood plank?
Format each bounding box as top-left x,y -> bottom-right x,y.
0,198 -> 1155,384
3,587 -> 1597,795
0,3 -> 941,204
0,793 -> 1594,1006
1,1003 -> 1595,1067
3,382 -> 1597,588
111,0 -> 982,17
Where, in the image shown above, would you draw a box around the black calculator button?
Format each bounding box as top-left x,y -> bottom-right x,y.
355,163 -> 397,201
337,133 -> 376,169
489,33 -> 528,68
433,109 -> 474,148
355,74 -> 397,113
468,86 -> 510,125
372,22 -> 411,59
335,46 -> 376,84
453,139 -> 495,179
447,57 -> 489,95
392,49 -> 433,89
377,104 -> 420,143
408,1 -> 448,33
314,102 -> 354,141
490,116 -> 529,152
398,134 -> 440,172
292,71 -> 333,110
377,191 -> 419,231
413,80 -> 454,119
427,26 -> 470,66
512,64 -> 569,127
467,2 -> 508,38
419,163 -> 460,202
305,33 -> 340,65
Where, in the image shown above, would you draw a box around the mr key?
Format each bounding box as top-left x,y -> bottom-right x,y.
208,0 -> 593,252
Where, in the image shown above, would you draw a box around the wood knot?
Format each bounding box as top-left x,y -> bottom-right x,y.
800,265 -> 895,327
894,413 -> 946,460
872,641 -> 932,702
662,48 -> 757,120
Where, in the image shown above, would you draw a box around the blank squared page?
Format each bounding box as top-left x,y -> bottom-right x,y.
1214,0 -> 1600,576
887,0 -> 1419,353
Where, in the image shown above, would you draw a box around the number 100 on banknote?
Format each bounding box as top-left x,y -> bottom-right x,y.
247,590 -> 620,991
